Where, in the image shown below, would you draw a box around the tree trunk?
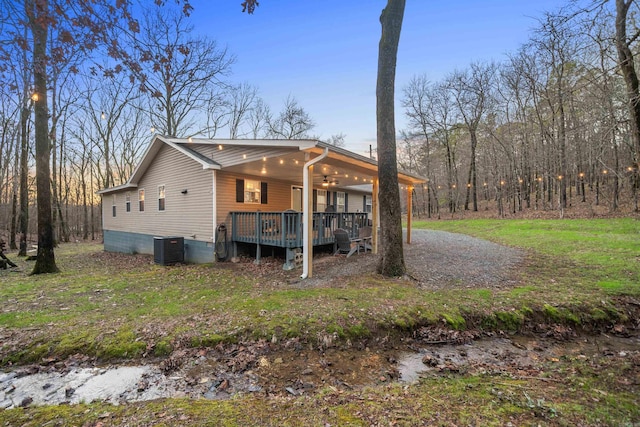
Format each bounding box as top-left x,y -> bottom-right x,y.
18,105 -> 29,257
29,0 -> 59,274
464,128 -> 479,212
10,131 -> 19,250
376,0 -> 405,277
616,0 -> 640,165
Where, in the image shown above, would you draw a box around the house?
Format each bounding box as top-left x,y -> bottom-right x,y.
97,136 -> 425,277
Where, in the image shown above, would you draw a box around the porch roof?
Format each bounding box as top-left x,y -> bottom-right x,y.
98,136 -> 426,195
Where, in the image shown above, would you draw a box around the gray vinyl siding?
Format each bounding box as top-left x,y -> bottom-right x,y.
102,144 -> 214,242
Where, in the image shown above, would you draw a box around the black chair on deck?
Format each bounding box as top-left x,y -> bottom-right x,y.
333,228 -> 360,258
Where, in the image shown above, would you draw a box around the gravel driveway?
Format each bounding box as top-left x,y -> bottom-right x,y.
403,229 -> 524,289
306,229 -> 525,289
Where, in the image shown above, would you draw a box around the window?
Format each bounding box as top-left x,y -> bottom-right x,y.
316,189 -> 327,212
125,193 -> 131,212
236,179 -> 267,204
336,192 -> 346,212
244,179 -> 260,204
365,195 -> 372,213
139,189 -> 145,212
158,185 -> 166,211
112,195 -> 117,217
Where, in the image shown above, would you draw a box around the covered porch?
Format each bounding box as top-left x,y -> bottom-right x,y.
187,138 -> 425,277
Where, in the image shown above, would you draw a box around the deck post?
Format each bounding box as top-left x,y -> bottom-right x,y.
407,185 -> 413,244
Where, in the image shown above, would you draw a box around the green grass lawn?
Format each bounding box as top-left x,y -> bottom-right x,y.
1,218 -> 638,364
0,218 -> 638,426
414,218 -> 640,295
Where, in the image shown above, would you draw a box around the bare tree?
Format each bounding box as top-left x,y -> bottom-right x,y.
376,0 -> 406,277
247,98 -> 271,139
326,133 -> 346,147
403,77 -> 459,214
226,83 -> 260,139
128,6 -> 234,137
447,62 -> 496,212
267,95 -> 315,139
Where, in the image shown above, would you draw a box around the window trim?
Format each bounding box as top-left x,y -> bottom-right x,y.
112,194 -> 117,217
125,192 -> 131,213
336,191 -> 346,213
158,184 -> 166,211
139,189 -> 145,212
316,189 -> 327,212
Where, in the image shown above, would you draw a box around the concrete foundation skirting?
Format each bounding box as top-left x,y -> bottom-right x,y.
103,230 -> 215,264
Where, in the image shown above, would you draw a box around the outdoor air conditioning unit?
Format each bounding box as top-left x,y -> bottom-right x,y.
153,236 -> 184,265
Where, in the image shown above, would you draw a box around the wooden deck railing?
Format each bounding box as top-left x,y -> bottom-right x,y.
230,211 -> 369,248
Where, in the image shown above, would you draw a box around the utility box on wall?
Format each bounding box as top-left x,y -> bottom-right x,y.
154,236 -> 184,265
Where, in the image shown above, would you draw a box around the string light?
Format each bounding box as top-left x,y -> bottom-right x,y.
31,93 -> 39,102
101,112 -> 106,120
218,144 -> 223,150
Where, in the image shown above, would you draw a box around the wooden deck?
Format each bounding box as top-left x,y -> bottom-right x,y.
230,211 -> 369,268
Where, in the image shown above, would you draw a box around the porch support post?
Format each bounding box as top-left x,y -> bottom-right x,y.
372,178 -> 379,254
406,185 -> 413,244
212,170 -> 218,261
301,147 -> 329,279
305,165 -> 314,278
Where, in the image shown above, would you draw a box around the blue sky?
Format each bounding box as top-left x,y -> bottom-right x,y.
189,1 -> 568,156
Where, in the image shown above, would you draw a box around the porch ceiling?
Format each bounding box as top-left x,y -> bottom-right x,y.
223,148 -> 423,189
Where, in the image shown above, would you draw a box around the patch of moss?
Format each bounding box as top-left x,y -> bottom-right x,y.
326,323 -> 346,339
442,313 -> 466,330
495,310 -> 525,331
1,342 -> 51,366
346,323 -> 371,339
543,304 -> 580,325
153,339 -> 173,356
97,328 -> 146,359
55,330 -> 98,358
520,305 -> 534,316
190,333 -> 232,348
589,308 -> 609,322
